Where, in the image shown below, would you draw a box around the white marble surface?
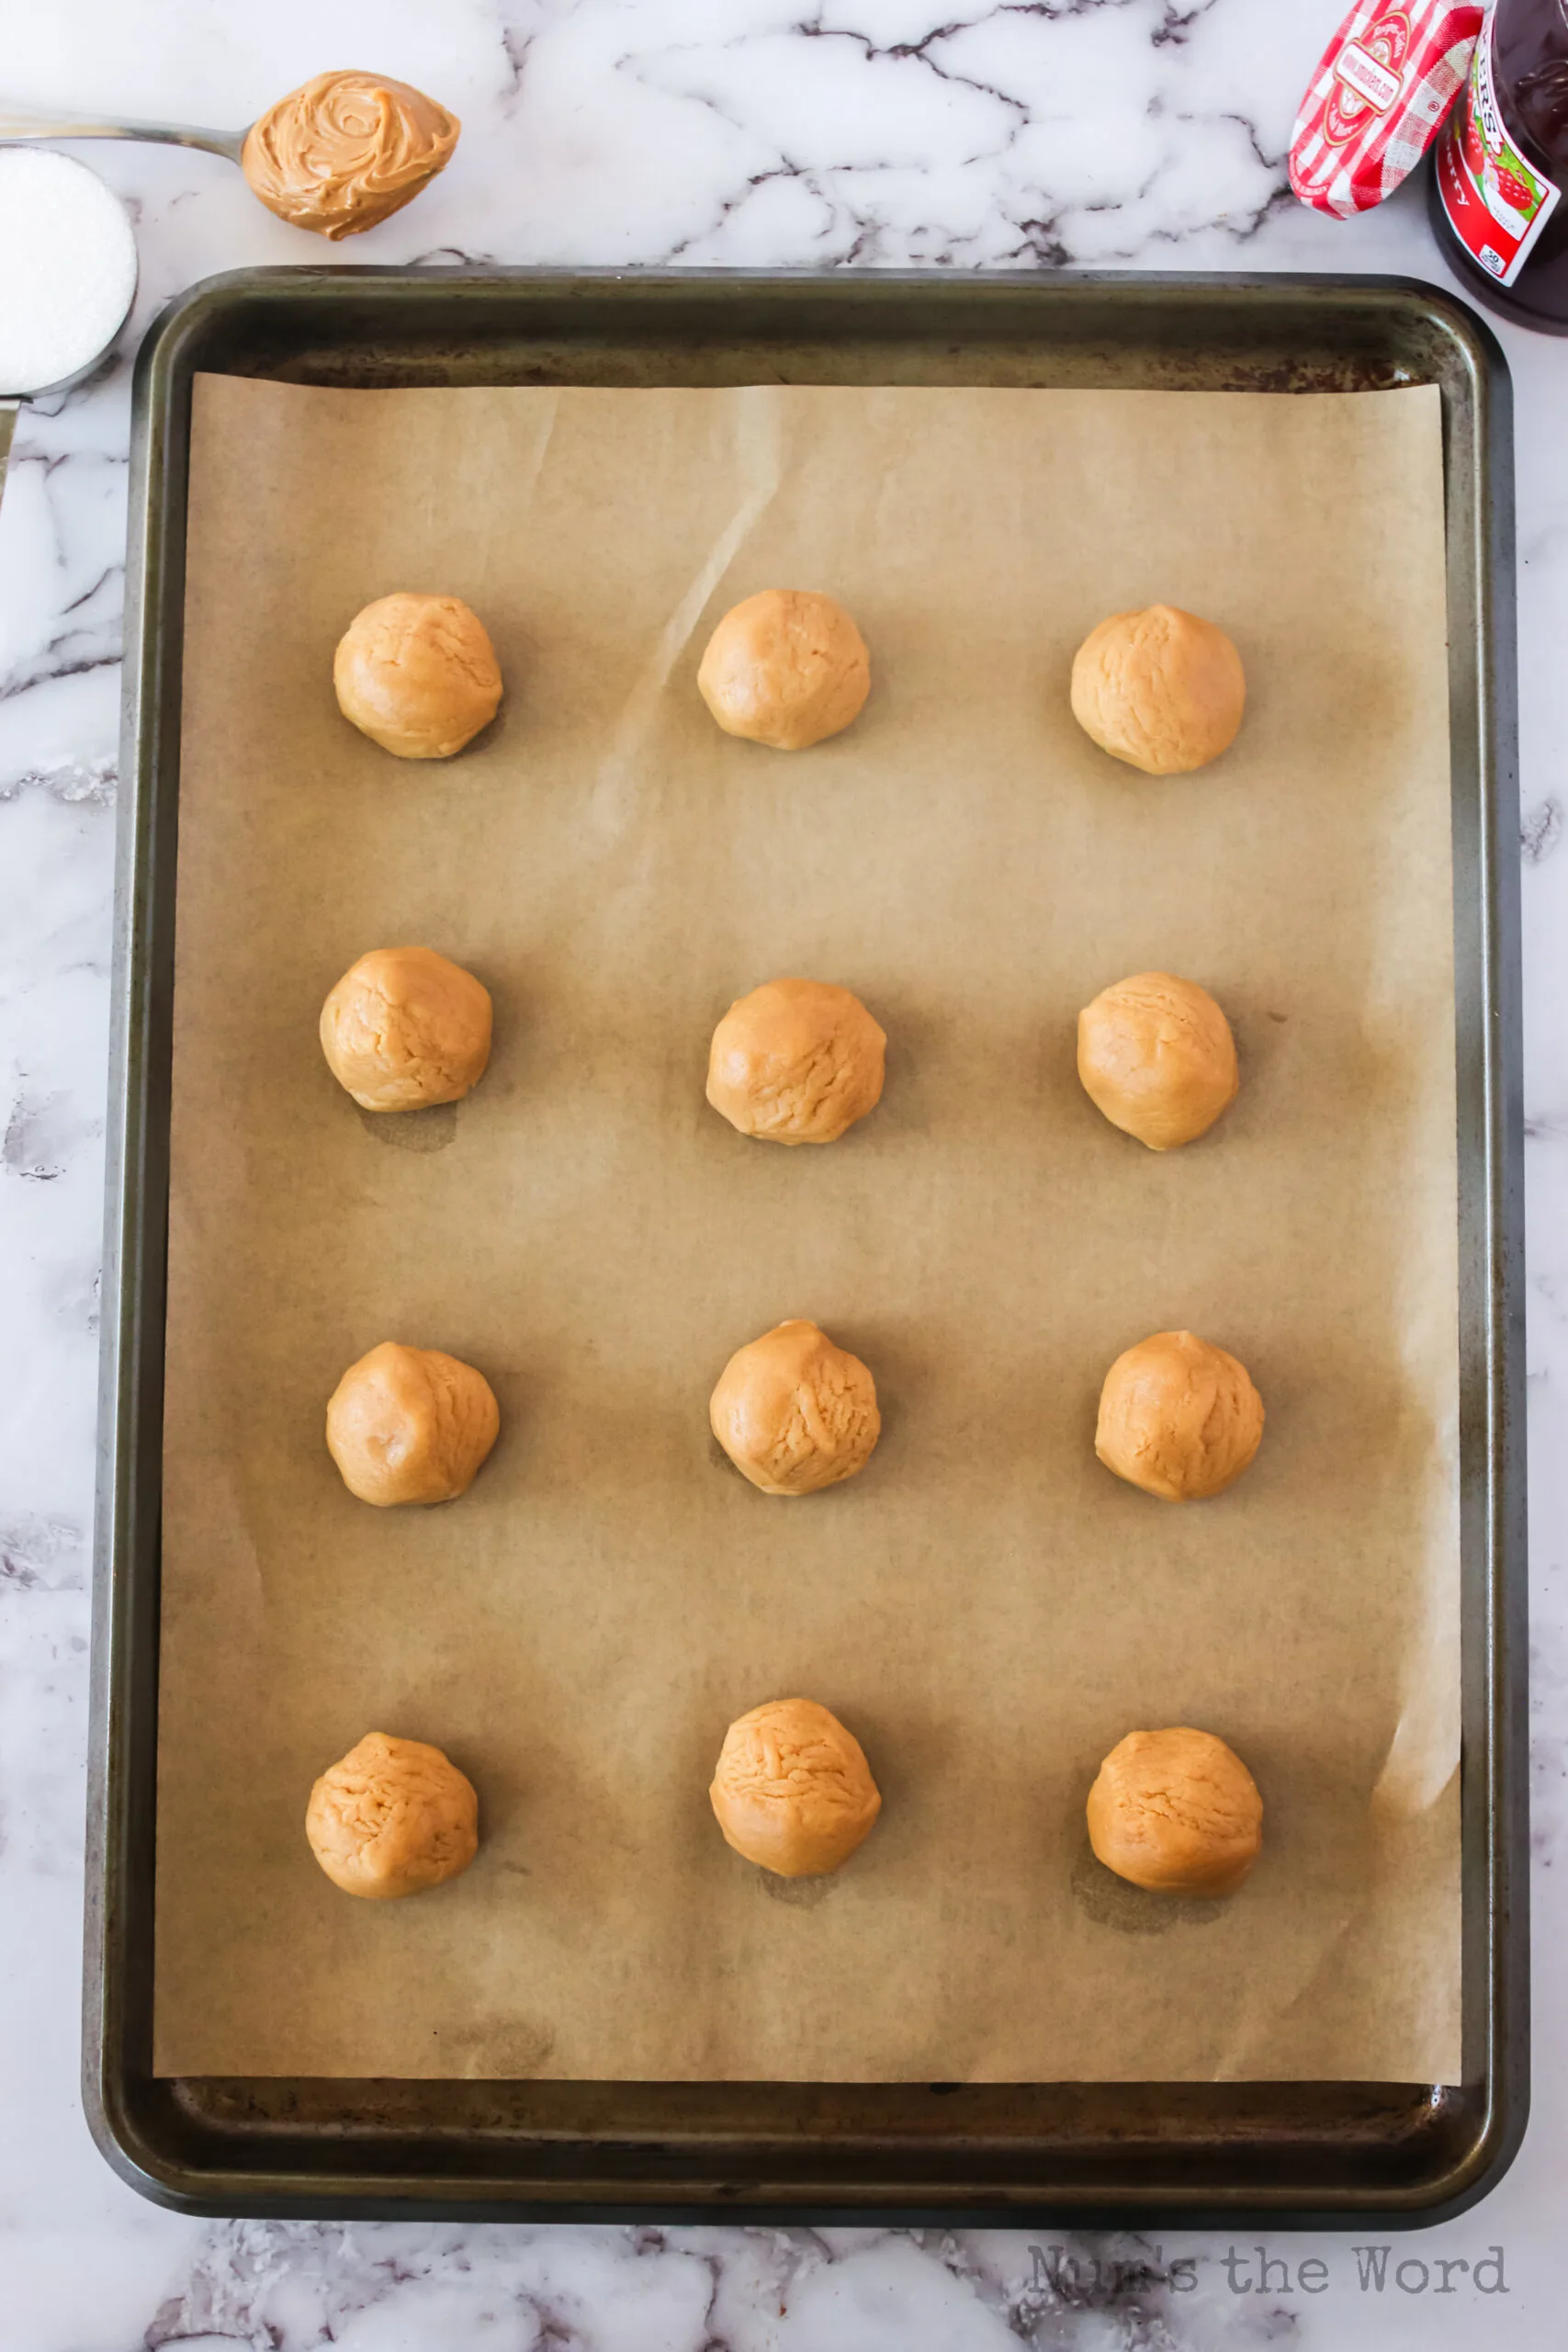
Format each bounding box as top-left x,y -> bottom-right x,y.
2,1 -> 1565,2343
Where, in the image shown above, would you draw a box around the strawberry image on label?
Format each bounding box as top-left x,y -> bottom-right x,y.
1462,104 -> 1486,171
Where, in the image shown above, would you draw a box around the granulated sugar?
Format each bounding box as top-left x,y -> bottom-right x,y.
0,148 -> 137,396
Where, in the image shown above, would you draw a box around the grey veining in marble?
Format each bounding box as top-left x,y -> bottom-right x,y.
2,1 -> 1564,2344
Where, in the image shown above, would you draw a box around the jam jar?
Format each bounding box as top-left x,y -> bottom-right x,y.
1431,0 -> 1568,329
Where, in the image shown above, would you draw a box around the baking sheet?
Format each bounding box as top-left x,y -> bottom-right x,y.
153,373 -> 1460,2083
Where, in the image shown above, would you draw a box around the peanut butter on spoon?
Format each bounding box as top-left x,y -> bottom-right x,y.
240,70 -> 459,239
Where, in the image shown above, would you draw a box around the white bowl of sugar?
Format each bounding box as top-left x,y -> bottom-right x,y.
0,146 -> 138,400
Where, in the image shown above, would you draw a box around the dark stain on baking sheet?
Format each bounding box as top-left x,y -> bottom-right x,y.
436,2018 -> 558,2076
1070,1835 -> 1225,1935
356,1101 -> 460,1151
760,1871 -> 835,1909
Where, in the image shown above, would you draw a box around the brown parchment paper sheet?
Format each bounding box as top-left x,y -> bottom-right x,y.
154,374 -> 1461,2083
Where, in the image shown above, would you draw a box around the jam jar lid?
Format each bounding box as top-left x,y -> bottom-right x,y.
1291,0 -> 1484,217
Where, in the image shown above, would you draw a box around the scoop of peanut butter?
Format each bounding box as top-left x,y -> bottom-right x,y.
241,71 -> 459,240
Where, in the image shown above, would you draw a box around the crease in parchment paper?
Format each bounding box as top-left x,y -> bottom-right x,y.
154,376 -> 1461,2085
589,396 -> 784,845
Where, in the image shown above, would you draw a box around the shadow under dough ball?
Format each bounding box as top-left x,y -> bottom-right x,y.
710,1318 -> 880,1495
1077,970 -> 1238,1150
326,1340 -> 500,1506
306,1730 -> 479,1899
1096,1329 -> 1263,1501
1070,605 -> 1245,775
320,944 -> 492,1112
697,589 -> 870,750
333,591 -> 502,758
709,1696 -> 882,1877
1087,1726 -> 1262,1895
706,978 -> 886,1144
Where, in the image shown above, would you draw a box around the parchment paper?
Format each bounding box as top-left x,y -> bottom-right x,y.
154,373 -> 1461,2082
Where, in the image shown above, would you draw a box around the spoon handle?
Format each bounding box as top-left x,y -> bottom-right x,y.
0,402 -> 17,526
0,107 -> 244,164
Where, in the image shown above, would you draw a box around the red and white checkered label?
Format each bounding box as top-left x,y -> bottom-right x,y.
1290,1 -> 1483,218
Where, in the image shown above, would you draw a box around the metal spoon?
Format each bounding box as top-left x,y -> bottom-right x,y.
0,103 -> 245,164
1,84 -> 459,242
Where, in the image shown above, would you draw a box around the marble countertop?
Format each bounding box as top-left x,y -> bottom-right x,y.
2,1 -> 1563,2344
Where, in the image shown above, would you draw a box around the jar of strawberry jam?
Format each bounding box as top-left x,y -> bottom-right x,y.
1431,0 -> 1568,330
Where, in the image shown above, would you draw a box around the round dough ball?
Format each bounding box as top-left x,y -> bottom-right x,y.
321,944 -> 492,1112
1070,605 -> 1245,775
1096,1329 -> 1264,1502
1087,1725 -> 1262,1895
710,1318 -> 880,1497
306,1730 -> 479,1899
1077,971 -> 1238,1151
326,1340 -> 500,1507
709,1695 -> 882,1877
707,978 -> 886,1145
333,591 -> 502,759
697,590 -> 870,751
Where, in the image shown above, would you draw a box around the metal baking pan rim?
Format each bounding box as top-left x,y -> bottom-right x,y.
85,265 -> 1527,2222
